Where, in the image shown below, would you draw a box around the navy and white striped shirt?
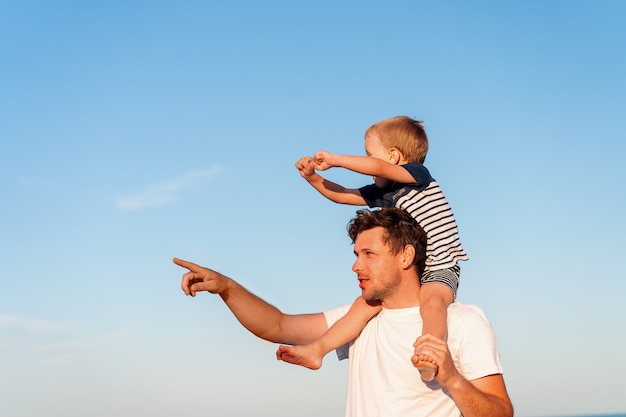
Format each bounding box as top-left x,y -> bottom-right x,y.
359,162 -> 468,271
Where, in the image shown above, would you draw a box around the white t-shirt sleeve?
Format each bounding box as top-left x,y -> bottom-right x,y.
323,304 -> 352,361
448,304 -> 504,380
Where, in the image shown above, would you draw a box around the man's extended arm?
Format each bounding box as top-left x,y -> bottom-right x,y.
175,257 -> 328,345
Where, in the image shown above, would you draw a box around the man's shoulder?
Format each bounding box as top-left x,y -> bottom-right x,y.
323,304 -> 352,327
447,302 -> 490,324
446,302 -> 498,350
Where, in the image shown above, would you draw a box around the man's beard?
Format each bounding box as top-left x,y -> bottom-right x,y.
365,277 -> 401,302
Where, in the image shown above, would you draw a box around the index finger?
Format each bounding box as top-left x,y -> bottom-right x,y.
173,257 -> 200,272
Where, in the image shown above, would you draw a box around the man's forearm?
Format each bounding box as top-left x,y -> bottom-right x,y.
218,278 -> 288,343
217,276 -> 328,346
446,374 -> 514,417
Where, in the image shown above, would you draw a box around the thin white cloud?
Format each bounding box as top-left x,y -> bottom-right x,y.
0,314 -> 70,354
0,314 -> 63,334
0,313 -> 129,363
115,166 -> 221,211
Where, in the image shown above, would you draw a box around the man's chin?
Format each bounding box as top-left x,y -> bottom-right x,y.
361,292 -> 376,302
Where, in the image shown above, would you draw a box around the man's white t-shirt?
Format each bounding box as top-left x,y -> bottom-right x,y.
324,302 -> 504,417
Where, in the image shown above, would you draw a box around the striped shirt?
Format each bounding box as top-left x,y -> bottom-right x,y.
359,162 -> 468,271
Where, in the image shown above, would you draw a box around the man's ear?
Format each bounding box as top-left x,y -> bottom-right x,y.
388,148 -> 402,164
401,244 -> 416,269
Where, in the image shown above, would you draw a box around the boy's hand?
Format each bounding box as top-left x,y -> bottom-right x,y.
295,156 -> 316,178
313,150 -> 334,171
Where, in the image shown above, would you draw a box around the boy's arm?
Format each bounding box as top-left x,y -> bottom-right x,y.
315,151 -> 417,184
296,156 -> 366,205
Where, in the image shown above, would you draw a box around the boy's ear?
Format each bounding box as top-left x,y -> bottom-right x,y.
388,148 -> 401,164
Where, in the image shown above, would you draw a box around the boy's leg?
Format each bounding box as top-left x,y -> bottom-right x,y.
276,296 -> 381,370
412,266 -> 459,381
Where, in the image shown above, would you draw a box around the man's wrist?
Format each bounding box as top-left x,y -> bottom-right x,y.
439,372 -> 466,393
217,275 -> 236,300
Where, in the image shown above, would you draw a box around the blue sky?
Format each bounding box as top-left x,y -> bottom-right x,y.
1,1 -> 625,416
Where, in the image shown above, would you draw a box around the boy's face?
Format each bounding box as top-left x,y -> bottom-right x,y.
365,133 -> 393,188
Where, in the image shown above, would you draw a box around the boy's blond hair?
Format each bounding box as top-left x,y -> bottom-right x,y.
365,116 -> 429,164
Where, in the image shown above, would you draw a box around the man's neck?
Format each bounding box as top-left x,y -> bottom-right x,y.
380,283 -> 421,309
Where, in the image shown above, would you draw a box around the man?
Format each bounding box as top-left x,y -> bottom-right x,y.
174,208 -> 513,417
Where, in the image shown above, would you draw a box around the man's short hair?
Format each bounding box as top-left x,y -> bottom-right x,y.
347,208 -> 427,276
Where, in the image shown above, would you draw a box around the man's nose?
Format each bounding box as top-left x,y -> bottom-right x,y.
352,257 -> 362,272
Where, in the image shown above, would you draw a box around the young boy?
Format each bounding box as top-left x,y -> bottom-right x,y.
276,116 -> 468,381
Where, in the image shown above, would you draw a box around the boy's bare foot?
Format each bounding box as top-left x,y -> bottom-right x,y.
412,354 -> 438,381
276,344 -> 323,370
